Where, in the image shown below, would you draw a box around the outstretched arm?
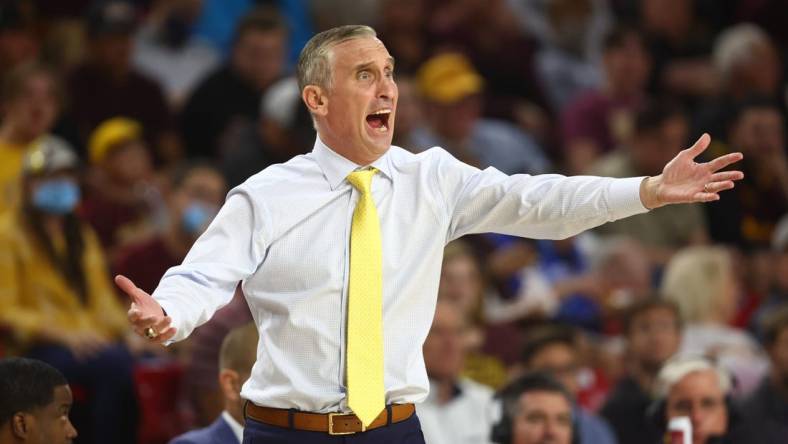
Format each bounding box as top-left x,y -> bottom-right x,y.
639,133 -> 743,209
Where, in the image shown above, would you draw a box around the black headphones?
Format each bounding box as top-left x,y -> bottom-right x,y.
490,372 -> 580,444
645,356 -> 738,434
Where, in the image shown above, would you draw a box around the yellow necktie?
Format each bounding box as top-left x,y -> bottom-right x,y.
346,169 -> 385,427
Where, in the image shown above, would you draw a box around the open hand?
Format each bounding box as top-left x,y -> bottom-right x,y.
640,133 -> 744,209
115,275 -> 176,344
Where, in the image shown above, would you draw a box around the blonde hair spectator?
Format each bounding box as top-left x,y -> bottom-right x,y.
661,246 -> 735,324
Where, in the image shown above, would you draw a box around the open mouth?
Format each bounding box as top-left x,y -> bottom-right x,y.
366,109 -> 391,133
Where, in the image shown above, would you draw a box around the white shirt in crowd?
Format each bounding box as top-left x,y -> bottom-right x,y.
417,378 -> 495,444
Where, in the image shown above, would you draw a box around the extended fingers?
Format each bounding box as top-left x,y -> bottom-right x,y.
704,181 -> 735,193
705,152 -> 743,172
684,133 -> 711,158
693,192 -> 721,202
709,170 -> 744,182
115,275 -> 144,305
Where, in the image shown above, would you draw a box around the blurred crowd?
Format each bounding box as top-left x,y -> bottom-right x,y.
0,0 -> 787,443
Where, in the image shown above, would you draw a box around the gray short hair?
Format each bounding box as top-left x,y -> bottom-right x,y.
654,356 -> 732,400
296,25 -> 377,92
713,23 -> 772,85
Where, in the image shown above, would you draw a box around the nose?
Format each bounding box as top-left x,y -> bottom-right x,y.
67,419 -> 78,438
377,76 -> 396,102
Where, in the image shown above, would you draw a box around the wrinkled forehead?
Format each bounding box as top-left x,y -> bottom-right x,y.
329,37 -> 393,69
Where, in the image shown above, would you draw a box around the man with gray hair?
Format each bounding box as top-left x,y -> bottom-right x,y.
117,24 -> 743,443
651,356 -> 781,444
713,24 -> 781,101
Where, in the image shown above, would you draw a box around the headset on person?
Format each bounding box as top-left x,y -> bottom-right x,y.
645,356 -> 738,439
490,372 -> 580,444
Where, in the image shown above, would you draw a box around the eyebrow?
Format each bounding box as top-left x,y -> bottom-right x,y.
353,57 -> 396,72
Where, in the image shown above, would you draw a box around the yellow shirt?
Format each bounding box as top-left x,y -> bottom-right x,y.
0,140 -> 29,216
0,212 -> 128,347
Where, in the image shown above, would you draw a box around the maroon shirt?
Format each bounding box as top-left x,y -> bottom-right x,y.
561,90 -> 644,154
113,236 -> 179,294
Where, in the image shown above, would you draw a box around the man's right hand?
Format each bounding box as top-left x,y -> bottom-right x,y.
115,275 -> 176,344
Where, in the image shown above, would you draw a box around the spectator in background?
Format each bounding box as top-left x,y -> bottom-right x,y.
377,0 -> 428,75
639,0 -> 718,102
561,25 -> 651,174
518,325 -> 618,444
425,0 -> 551,135
180,290 -> 252,427
601,298 -> 682,444
534,0 -> 604,113
0,357 -> 78,444
67,0 -> 180,165
390,76 -> 422,150
418,301 -> 494,444
662,246 -> 769,395
80,117 -> 163,257
114,160 -> 226,293
695,24 -> 783,140
490,372 -> 574,444
0,63 -> 61,216
591,101 -> 708,265
411,52 -> 551,175
0,2 -> 40,81
651,356 -> 781,444
180,7 -> 287,159
133,0 -> 220,109
705,98 -> 788,250
0,138 -> 137,444
751,216 -> 788,331
741,307 -> 788,439
220,77 -> 314,188
169,323 -> 258,444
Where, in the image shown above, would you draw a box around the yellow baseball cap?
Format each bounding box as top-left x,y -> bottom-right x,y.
416,52 -> 484,104
88,117 -> 142,164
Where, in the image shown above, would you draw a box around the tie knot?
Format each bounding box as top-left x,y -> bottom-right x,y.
346,169 -> 377,195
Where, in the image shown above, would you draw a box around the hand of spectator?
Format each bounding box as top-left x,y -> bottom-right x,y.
115,275 -> 176,344
639,133 -> 744,209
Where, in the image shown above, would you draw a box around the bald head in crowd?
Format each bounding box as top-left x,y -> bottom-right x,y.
219,322 -> 259,426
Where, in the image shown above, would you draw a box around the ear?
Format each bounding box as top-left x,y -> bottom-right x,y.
219,369 -> 241,402
11,412 -> 31,438
302,85 -> 328,117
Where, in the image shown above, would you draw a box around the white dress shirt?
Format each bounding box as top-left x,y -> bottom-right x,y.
153,137 -> 648,413
417,378 -> 494,444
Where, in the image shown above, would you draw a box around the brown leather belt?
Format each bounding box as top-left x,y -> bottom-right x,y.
244,402 -> 415,435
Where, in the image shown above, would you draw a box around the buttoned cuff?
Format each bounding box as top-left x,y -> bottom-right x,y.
608,176 -> 650,220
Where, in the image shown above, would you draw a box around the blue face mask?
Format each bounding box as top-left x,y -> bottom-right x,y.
181,201 -> 218,235
32,179 -> 80,215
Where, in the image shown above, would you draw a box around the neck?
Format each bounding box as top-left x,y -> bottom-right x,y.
163,223 -> 193,260
317,131 -> 385,166
431,376 -> 458,405
42,213 -> 65,236
226,403 -> 245,427
629,360 -> 658,393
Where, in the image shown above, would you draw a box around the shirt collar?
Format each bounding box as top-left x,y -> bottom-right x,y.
221,410 -> 244,444
311,136 -> 393,190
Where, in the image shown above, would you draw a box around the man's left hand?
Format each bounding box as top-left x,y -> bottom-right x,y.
640,133 -> 744,209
